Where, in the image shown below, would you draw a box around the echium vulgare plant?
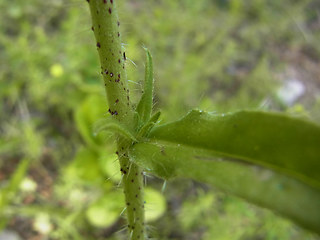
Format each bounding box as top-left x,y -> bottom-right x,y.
86,0 -> 320,239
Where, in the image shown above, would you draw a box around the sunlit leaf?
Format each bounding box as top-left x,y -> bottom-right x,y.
66,148 -> 104,184
86,191 -> 124,228
74,95 -> 109,148
144,187 -> 166,222
98,152 -> 121,183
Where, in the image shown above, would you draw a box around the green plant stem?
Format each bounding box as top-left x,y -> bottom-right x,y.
87,0 -> 133,126
118,143 -> 145,239
87,1 -> 145,239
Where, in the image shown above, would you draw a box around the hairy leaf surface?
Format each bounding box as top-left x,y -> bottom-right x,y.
129,142 -> 320,234
148,110 -> 320,189
136,49 -> 154,125
129,110 -> 320,233
93,118 -> 137,142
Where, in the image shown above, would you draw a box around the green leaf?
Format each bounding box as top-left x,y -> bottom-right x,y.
129,142 -> 320,234
74,95 -> 108,148
137,111 -> 161,139
98,152 -> 121,183
66,148 -> 103,184
129,110 -> 320,233
0,158 -> 30,228
149,110 -> 161,124
144,187 -> 166,222
93,118 -> 138,142
148,110 -> 320,189
86,191 -> 124,228
136,49 -> 154,125
0,158 -> 30,208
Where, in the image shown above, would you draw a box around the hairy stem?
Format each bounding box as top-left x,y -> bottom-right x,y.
87,0 -> 133,126
118,144 -> 145,239
87,1 -> 145,239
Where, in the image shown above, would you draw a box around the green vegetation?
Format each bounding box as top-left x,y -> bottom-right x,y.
1,0 -> 320,239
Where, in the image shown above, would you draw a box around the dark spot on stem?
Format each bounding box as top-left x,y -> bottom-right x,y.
110,0 -> 113,3
108,108 -> 118,116
120,167 -> 127,174
115,99 -> 119,103
91,26 -> 94,31
103,0 -> 107,3
108,8 -> 112,14
117,21 -> 120,26
117,32 -> 120,37
96,42 -> 101,48
118,59 -> 121,63
110,72 -> 113,77
123,52 -> 126,60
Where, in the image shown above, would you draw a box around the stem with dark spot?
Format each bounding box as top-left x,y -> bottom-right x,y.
86,1 -> 145,239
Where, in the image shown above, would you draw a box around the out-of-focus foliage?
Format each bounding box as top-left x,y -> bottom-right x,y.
0,0 -> 319,239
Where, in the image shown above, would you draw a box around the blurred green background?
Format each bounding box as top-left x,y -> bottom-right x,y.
1,0 -> 320,239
